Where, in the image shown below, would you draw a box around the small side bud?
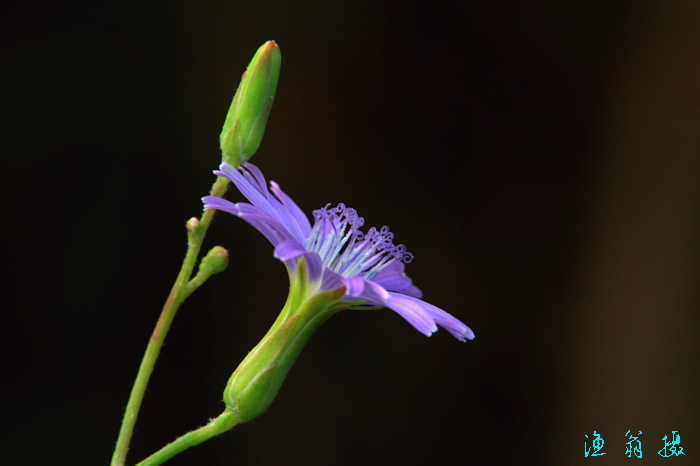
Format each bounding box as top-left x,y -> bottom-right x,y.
186,217 -> 200,235
186,217 -> 200,242
183,246 -> 229,298
220,41 -> 281,166
199,246 -> 229,276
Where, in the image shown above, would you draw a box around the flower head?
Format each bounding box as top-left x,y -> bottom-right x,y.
203,162 -> 474,341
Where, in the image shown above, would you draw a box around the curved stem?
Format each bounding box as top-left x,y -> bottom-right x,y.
110,176 -> 229,466
135,411 -> 239,466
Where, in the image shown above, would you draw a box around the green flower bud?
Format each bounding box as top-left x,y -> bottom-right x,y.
182,246 -> 229,299
220,41 -> 281,166
186,217 -> 199,237
223,258 -> 347,423
199,246 -> 229,276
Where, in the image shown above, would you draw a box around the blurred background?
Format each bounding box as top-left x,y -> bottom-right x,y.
1,1 -> 698,465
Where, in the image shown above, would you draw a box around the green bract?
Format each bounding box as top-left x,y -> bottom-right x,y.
220,41 -> 282,167
223,258 -> 348,423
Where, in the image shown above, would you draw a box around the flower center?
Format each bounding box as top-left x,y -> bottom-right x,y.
304,203 -> 413,279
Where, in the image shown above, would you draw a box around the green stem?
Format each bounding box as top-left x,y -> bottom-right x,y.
184,262 -> 218,299
110,176 -> 230,466
135,411 -> 239,466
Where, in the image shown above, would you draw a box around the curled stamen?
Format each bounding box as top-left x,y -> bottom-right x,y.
305,204 -> 412,278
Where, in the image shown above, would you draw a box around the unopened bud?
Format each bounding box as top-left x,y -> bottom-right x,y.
186,217 -> 200,236
220,41 -> 281,166
199,246 -> 229,276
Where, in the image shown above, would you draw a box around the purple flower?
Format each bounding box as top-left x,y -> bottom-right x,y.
203,162 -> 474,341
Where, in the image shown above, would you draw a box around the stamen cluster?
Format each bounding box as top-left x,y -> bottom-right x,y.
305,203 -> 413,280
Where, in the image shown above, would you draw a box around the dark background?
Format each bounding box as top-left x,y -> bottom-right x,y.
2,1 -> 699,465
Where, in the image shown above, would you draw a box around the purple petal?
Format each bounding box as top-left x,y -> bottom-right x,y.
217,164 -> 273,211
202,196 -> 241,215
383,293 -> 438,337
388,293 -> 474,341
241,162 -> 269,198
399,284 -> 423,298
242,164 -> 306,242
321,270 -> 370,299
301,252 -> 323,283
343,276 -> 365,298
216,164 -> 287,228
274,240 -> 306,261
270,181 -> 312,236
203,196 -> 287,245
356,279 -> 391,305
268,193 -> 308,244
237,212 -> 295,245
321,269 -> 346,291
215,163 -> 308,245
371,262 -> 423,298
274,241 -> 324,283
238,217 -> 281,245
